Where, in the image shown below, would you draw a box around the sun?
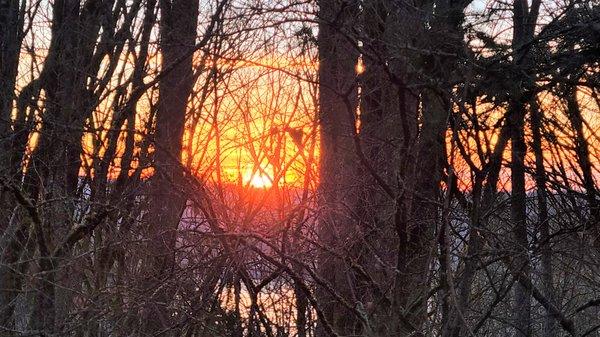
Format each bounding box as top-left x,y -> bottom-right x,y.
242,165 -> 274,188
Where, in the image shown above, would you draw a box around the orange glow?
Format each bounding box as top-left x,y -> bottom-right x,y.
180,54 -> 319,189
243,165 -> 274,188
355,57 -> 365,74
16,48 -> 594,195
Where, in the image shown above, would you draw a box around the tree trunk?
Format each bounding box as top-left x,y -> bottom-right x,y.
566,85 -> 599,230
23,0 -> 117,332
142,0 -> 198,333
0,0 -> 22,140
508,0 -> 540,332
508,100 -> 532,337
316,0 -> 359,333
531,98 -> 556,337
0,0 -> 25,327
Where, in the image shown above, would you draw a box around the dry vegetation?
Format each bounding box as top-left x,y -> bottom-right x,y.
0,0 -> 599,335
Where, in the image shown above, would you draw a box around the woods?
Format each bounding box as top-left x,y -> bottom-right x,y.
0,0 -> 599,335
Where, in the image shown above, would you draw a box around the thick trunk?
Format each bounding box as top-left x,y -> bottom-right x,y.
0,0 -> 22,139
0,1 -> 25,326
316,0 -> 359,333
509,100 -> 532,337
142,0 -> 198,332
359,1 -> 419,334
390,2 -> 463,334
508,0 -> 539,332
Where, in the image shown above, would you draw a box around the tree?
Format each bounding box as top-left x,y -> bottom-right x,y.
141,0 -> 199,332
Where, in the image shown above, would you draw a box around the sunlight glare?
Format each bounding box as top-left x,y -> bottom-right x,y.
243,165 -> 274,188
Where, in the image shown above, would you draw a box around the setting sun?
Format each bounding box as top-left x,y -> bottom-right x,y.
243,165 -> 274,188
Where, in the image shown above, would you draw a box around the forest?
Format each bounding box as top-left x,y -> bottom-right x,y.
0,0 -> 599,334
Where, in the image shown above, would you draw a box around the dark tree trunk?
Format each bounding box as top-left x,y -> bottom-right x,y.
142,0 -> 198,332
316,0 -> 359,333
20,0 -> 119,332
0,0 -> 22,140
508,0 -> 540,332
0,0 -> 25,328
566,85 -> 599,229
531,99 -> 556,337
508,100 -> 532,337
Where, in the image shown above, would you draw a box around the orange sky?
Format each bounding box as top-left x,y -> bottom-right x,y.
16,50 -> 598,193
